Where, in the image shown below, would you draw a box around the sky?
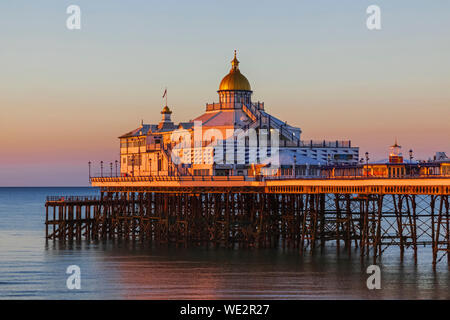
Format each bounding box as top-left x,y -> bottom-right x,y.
0,0 -> 449,186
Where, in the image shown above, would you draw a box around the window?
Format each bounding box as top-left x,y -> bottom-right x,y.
127,155 -> 142,166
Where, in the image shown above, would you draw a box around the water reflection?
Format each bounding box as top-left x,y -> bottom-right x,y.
0,188 -> 448,299
47,240 -> 450,300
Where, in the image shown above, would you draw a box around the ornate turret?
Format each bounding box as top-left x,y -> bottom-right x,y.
217,51 -> 252,109
158,105 -> 174,130
389,139 -> 403,163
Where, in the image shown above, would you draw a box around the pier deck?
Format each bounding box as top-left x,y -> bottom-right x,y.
90,176 -> 450,195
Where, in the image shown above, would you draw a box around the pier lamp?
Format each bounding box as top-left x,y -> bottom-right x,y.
409,149 -> 414,177
88,161 -> 91,181
110,162 -> 113,177
115,160 -> 118,177
100,161 -> 103,177
365,152 -> 369,177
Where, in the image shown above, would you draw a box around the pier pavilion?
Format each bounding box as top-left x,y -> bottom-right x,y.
118,51 -> 359,178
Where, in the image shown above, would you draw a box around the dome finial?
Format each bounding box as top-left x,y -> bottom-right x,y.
231,50 -> 239,70
161,105 -> 172,114
218,50 -> 251,91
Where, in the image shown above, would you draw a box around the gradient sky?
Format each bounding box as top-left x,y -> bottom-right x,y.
1,0 -> 449,186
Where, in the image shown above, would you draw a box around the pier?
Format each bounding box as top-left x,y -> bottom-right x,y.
43,53 -> 450,268
45,176 -> 450,267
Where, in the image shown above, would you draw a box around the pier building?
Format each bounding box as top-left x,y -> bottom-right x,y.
119,52 -> 359,178
322,141 -> 450,179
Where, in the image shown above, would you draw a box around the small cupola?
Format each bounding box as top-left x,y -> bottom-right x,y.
161,105 -> 172,122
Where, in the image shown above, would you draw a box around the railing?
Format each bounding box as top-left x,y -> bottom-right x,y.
300,140 -> 352,148
266,174 -> 450,181
146,144 -> 161,152
90,175 -> 261,183
205,101 -> 264,112
46,196 -> 100,202
90,172 -> 450,183
242,104 -> 257,122
144,137 -> 352,150
265,115 -> 299,142
205,103 -> 222,111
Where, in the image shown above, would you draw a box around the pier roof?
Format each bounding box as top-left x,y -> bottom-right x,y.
193,109 -> 252,128
119,124 -> 153,138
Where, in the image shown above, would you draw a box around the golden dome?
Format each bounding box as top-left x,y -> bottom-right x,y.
161,106 -> 172,114
219,51 -> 251,91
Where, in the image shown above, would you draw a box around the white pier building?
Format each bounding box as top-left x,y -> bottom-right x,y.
119,52 -> 359,177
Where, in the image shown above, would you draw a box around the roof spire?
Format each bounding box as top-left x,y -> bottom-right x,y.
392,137 -> 401,148
231,50 -> 240,70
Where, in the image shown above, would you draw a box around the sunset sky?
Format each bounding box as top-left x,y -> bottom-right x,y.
1,0 -> 449,186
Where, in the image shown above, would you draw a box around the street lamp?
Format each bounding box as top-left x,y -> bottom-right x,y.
110,162 -> 113,177
365,152 -> 369,177
88,161 -> 91,182
115,160 -> 118,177
409,149 -> 414,177
100,161 -> 104,177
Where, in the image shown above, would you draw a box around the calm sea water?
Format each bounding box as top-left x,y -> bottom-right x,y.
0,187 -> 448,300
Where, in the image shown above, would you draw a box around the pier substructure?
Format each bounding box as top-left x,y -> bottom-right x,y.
45,183 -> 449,266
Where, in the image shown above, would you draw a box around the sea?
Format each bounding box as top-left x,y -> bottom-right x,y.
0,187 -> 448,300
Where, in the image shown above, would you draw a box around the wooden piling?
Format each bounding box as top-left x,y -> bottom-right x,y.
44,188 -> 450,266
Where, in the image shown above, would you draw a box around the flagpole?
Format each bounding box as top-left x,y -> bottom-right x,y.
162,87 -> 168,106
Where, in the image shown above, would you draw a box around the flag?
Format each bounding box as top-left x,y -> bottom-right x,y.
162,89 -> 167,98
